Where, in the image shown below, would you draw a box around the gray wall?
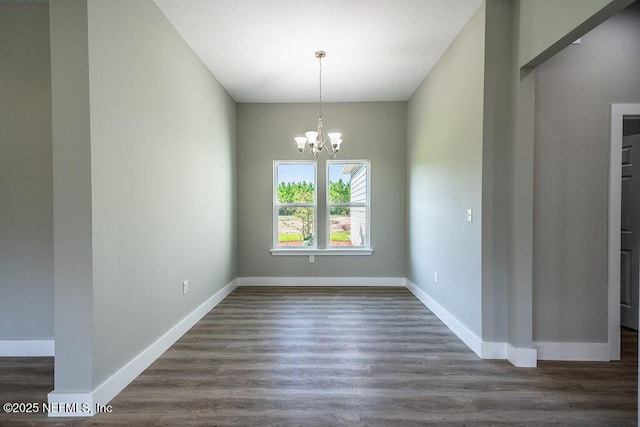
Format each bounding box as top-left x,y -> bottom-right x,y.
518,0 -> 634,68
50,0 -> 94,391
0,3 -> 53,340
481,0 -> 513,344
533,1 -> 640,342
237,102 -> 406,278
50,0 -> 237,391
407,4 -> 485,337
88,0 -> 237,387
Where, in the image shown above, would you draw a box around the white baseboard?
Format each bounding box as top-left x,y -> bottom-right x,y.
481,341 -> 507,359
507,344 -> 537,367
48,279 -> 238,417
534,341 -> 610,361
405,280 -> 484,358
406,280 -> 539,367
46,393 -> 95,417
237,276 -> 406,287
0,339 -> 54,357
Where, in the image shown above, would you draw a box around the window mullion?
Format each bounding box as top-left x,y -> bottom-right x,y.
277,207 -> 315,210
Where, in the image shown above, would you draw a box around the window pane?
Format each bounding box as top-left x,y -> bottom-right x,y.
328,163 -> 367,203
277,164 -> 315,204
328,164 -> 351,203
330,207 -> 367,247
278,207 -> 315,246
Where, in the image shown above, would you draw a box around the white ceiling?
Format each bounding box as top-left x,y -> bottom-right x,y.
152,0 -> 482,103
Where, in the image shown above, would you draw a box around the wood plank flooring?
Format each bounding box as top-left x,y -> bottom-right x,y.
0,286 -> 637,425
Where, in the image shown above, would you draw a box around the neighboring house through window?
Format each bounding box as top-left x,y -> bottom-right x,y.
327,160 -> 370,248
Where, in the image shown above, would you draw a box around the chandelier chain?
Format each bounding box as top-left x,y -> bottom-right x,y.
318,53 -> 323,121
295,50 -> 341,160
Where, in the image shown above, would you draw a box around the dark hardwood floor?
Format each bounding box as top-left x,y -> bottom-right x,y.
0,287 -> 637,425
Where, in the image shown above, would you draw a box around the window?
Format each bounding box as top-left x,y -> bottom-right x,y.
327,161 -> 370,248
273,161 -> 316,248
272,160 -> 372,255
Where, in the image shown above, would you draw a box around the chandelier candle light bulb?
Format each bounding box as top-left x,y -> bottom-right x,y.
328,132 -> 342,151
295,51 -> 343,159
295,137 -> 307,152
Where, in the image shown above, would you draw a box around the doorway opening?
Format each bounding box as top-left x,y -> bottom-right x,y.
608,104 -> 640,360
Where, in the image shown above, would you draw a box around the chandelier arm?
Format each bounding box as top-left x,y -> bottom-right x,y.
325,142 -> 335,157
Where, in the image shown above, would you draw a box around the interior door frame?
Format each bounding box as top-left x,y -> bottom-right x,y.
608,103 -> 640,360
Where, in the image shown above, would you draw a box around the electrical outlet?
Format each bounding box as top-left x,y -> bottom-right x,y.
182,280 -> 188,294
309,255 -> 315,263
434,272 -> 439,284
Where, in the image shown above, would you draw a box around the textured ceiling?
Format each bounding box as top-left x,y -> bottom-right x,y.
152,0 -> 482,102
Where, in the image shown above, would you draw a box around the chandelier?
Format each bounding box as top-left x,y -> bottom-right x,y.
295,51 -> 343,159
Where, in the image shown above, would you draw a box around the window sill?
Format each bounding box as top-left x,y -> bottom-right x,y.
270,248 -> 374,256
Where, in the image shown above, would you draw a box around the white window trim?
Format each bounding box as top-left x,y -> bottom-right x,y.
271,159 -> 373,256
326,160 -> 371,249
270,248 -> 374,256
273,161 -> 317,249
